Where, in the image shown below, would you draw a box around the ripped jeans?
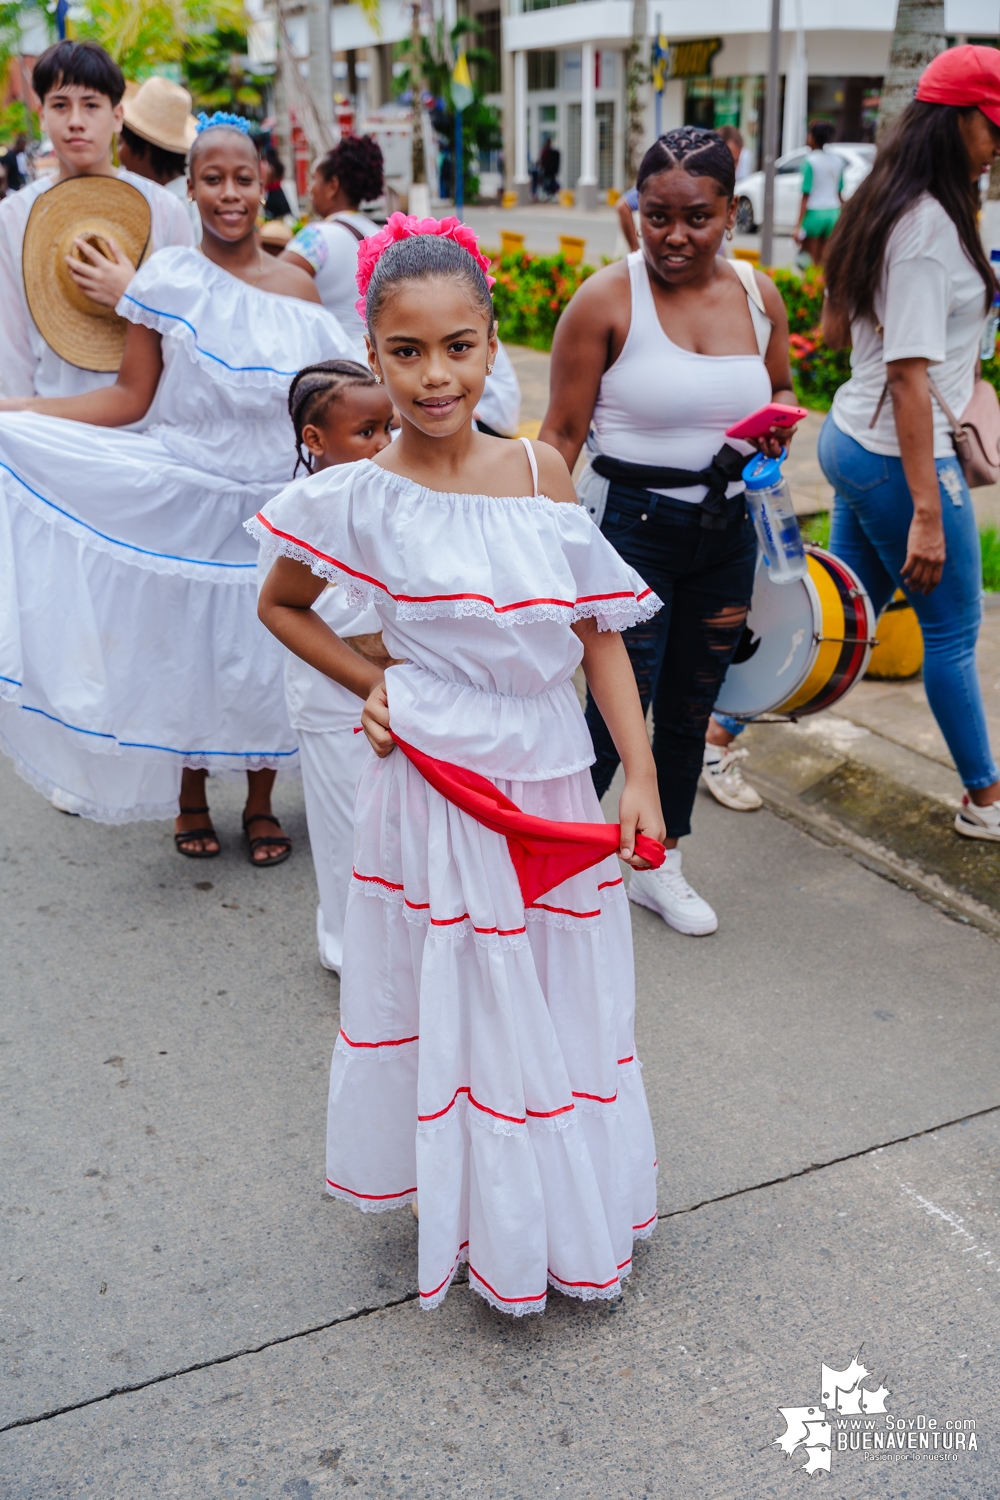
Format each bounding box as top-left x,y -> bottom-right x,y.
586,482 -> 758,838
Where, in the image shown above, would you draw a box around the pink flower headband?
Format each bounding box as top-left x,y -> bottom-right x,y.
354,212 -> 496,319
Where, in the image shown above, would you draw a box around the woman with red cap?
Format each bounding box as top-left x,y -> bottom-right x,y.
820,44 -> 1000,842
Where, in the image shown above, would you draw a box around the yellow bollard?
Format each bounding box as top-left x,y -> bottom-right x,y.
558,188 -> 575,208
865,590 -> 924,680
501,190 -> 518,209
500,229 -> 526,257
606,187 -> 620,205
558,234 -> 586,265
732,247 -> 761,266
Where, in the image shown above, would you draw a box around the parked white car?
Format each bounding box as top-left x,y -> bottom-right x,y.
735,144 -> 875,234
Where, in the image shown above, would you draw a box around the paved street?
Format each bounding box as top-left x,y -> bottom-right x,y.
3,743 -> 999,1497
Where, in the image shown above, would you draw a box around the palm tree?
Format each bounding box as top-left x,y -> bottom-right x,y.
876,0 -> 945,142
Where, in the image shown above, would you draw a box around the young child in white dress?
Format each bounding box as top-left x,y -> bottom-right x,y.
283,359 -> 395,972
254,215 -> 666,1315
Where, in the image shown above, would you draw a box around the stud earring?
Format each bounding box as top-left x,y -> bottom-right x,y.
486,363 -> 494,374
374,374 -> 382,384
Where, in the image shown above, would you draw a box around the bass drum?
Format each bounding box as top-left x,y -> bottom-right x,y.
714,544 -> 876,720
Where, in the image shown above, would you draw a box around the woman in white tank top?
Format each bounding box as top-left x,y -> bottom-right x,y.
540,126 -> 801,934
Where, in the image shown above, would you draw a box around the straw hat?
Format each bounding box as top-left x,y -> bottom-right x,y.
23,177 -> 152,372
260,218 -> 293,254
122,75 -> 197,156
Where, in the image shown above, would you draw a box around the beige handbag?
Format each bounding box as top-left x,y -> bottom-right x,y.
926,373 -> 1000,488
871,367 -> 1000,488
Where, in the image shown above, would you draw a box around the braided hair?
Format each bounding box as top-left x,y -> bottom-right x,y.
315,135 -> 385,207
288,359 -> 377,476
636,126 -> 736,198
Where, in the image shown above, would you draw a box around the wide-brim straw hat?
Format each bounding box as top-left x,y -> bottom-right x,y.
122,75 -> 197,156
23,177 -> 152,372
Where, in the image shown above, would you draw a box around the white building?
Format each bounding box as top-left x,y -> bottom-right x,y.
260,0 -> 1000,204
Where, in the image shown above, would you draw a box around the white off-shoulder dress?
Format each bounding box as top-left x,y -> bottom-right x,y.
0,246 -> 361,821
250,443 -> 663,1315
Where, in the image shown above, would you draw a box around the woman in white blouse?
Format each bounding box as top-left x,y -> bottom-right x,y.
821,44 -> 1000,841
281,136 -> 384,338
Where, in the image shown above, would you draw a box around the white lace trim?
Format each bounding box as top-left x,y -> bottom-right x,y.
245,516 -> 662,632
354,873 -> 611,945
633,1217 -> 657,1243
468,1270 -> 546,1317
547,1271 -> 623,1303
325,1181 -> 416,1215
419,1246 -> 469,1312
122,298 -> 295,393
525,905 -> 603,934
0,700 -> 297,811
5,458 -> 258,584
0,722 -> 182,824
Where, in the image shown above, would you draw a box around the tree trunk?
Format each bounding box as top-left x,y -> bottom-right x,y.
876,0 -> 945,143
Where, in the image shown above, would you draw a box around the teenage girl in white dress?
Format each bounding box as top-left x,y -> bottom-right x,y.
282,359 -> 395,971
255,217 -> 665,1315
0,116 -> 358,857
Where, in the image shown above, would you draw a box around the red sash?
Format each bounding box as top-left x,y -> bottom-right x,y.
392,734 -> 665,907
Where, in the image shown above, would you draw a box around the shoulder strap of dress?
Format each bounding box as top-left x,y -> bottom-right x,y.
520,435 -> 539,496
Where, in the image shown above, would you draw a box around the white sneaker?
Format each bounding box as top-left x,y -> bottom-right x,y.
627,850 -> 718,935
954,795 -> 1000,842
701,745 -> 762,811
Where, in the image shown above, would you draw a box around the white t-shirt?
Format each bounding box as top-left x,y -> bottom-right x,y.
831,193 -> 989,458
287,211 -> 380,338
0,167 -> 195,399
164,172 -> 202,244
801,148 -> 843,210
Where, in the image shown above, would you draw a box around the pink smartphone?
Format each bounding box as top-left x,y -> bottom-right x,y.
725,403 -> 810,441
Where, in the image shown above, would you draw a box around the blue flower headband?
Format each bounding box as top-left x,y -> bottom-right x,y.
194,111 -> 252,136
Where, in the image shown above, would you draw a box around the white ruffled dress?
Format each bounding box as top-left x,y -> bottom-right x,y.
250,452 -> 663,1315
0,247 -> 361,821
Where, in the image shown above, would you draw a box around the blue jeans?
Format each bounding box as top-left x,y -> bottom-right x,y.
586,484 -> 758,837
817,416 -> 997,790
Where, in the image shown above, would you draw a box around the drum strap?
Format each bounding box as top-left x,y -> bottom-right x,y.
591,445 -> 748,530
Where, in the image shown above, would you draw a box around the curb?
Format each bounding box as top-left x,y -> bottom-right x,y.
751,770 -> 1000,942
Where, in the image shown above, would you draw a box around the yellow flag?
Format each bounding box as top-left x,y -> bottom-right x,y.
451,52 -> 474,112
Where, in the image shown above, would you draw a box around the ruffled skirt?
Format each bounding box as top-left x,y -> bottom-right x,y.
328,748 -> 658,1314
0,411 -> 296,822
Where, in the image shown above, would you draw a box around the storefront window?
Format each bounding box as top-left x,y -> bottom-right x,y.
807,76 -> 883,142
528,51 -> 558,90
684,75 -> 744,130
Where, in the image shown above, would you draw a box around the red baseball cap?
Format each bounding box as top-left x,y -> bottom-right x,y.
916,44 -> 1000,127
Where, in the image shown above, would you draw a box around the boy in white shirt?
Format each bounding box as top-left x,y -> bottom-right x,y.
0,39 -> 193,399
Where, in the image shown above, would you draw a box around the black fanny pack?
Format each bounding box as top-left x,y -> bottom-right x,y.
591,444 -> 748,530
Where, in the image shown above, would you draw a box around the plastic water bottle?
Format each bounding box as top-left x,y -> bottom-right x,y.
742,450 -> 807,584
982,251 -> 1000,360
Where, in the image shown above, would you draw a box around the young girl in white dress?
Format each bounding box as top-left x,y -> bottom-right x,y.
254,216 -> 666,1315
283,359 -> 395,972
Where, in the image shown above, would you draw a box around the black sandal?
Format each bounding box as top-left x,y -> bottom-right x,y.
242,812 -> 292,868
174,805 -> 221,859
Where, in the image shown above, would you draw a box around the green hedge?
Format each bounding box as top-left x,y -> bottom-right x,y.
490,250 -> 1000,412
489,251 -> 596,351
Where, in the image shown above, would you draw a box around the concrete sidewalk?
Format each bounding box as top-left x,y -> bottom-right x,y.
3,750 -> 999,1497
